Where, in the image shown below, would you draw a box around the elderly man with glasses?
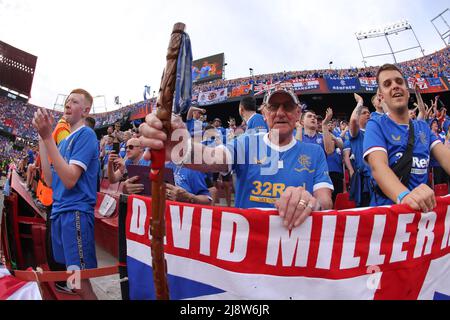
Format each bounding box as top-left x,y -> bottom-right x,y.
139,89 -> 333,230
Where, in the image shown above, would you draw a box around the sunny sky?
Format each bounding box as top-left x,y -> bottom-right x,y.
0,0 -> 449,112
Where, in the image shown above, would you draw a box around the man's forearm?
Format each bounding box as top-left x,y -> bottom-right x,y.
334,137 -> 344,150
432,143 -> 450,176
177,142 -> 230,173
371,161 -> 408,203
42,137 -> 81,189
349,101 -> 363,137
107,164 -> 122,184
322,126 -> 335,155
38,139 -> 52,186
192,194 -> 212,205
343,151 -> 354,174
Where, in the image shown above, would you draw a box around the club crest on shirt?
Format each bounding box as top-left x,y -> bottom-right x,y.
295,155 -> 315,173
419,131 -> 427,145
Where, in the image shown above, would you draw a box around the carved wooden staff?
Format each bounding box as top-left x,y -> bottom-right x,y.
149,22 -> 186,300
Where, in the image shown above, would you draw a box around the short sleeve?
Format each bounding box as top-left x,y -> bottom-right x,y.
313,147 -> 334,192
69,129 -> 99,171
363,119 -> 387,161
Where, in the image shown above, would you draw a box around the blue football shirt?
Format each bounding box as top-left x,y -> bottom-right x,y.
246,113 -> 268,133
165,162 -> 210,197
363,115 -> 441,206
370,111 -> 384,120
227,133 -> 333,209
51,126 -> 100,217
349,129 -> 369,177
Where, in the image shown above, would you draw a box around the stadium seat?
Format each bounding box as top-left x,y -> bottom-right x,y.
434,183 -> 448,197
334,192 -> 356,210
94,192 -> 120,258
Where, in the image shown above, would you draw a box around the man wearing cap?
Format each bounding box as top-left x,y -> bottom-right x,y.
139,88 -> 333,229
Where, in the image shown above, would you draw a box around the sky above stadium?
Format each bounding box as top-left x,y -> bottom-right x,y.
0,0 -> 449,112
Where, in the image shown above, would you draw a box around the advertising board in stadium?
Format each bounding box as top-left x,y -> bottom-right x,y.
125,195 -> 450,300
192,53 -> 224,84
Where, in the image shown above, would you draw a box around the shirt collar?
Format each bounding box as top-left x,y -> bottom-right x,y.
263,133 -> 297,152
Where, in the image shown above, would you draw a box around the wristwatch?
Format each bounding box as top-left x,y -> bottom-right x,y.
189,196 -> 195,204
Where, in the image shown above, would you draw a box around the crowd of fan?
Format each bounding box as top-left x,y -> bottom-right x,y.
0,134 -> 26,165
3,86 -> 450,212
192,46 -> 450,93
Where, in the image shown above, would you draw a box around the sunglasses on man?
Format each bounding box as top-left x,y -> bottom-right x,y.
126,145 -> 140,150
265,101 -> 298,113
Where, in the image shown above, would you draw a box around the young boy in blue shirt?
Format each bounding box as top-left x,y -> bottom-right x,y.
34,88 -> 99,300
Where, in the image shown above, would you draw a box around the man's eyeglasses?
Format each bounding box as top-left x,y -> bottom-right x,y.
126,145 -> 140,150
265,101 -> 298,113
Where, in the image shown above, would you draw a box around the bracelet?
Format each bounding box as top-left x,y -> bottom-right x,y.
396,190 -> 410,204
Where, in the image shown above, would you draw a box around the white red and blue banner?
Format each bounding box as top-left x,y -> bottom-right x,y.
407,77 -> 428,90
0,266 -> 42,300
325,77 -> 361,92
125,195 -> 450,300
407,77 -> 449,93
359,77 -> 378,92
253,81 -> 291,96
197,88 -> 228,106
291,78 -> 323,92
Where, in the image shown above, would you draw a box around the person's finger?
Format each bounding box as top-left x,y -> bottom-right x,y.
171,114 -> 187,131
416,185 -> 436,212
410,191 -> 429,213
289,192 -> 311,229
284,189 -> 302,228
144,113 -> 163,129
166,184 -> 175,190
131,186 -> 144,194
293,197 -> 316,228
139,123 -> 167,142
422,193 -> 435,212
128,176 -> 140,183
423,185 -> 437,211
403,196 -> 420,211
277,188 -> 293,219
139,135 -> 164,150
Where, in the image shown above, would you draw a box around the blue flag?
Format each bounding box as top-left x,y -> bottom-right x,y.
173,33 -> 193,115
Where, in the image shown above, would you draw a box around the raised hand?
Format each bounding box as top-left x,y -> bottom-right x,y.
354,93 -> 363,105
32,108 -> 54,140
323,107 -> 333,125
